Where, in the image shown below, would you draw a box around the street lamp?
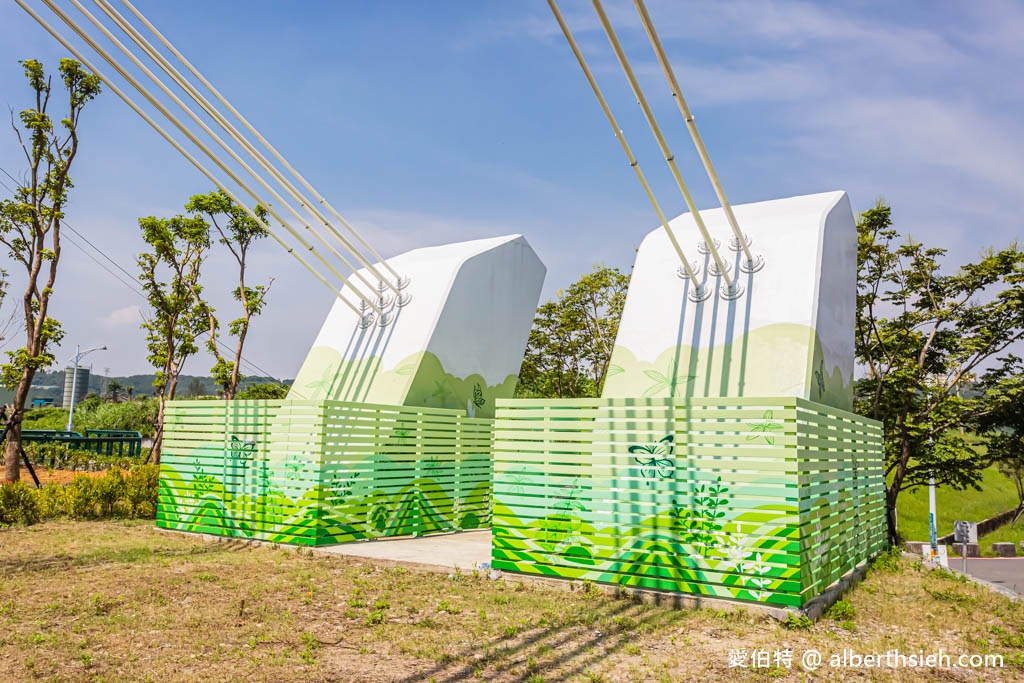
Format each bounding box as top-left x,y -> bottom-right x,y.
66,344 -> 106,431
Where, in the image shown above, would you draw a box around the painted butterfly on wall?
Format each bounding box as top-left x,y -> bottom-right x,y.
629,434 -> 675,484
229,435 -> 256,459
472,383 -> 486,408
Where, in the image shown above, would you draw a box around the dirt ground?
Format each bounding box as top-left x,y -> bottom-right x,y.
0,520 -> 1021,682
25,468 -> 109,486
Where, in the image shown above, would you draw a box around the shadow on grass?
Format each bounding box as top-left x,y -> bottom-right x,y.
395,592 -> 674,682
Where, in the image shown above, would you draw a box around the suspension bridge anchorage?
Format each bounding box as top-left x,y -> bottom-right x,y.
719,280 -> 745,302
727,234 -> 767,273
687,283 -> 714,303
675,260 -> 703,281
696,238 -> 721,255
739,253 -> 766,274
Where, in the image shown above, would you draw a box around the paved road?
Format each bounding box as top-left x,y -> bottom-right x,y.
957,558 -> 1024,597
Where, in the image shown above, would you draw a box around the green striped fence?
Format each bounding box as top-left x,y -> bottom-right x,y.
491,397 -> 885,608
156,399 -> 493,546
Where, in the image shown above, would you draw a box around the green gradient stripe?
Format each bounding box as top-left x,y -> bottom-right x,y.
492,397 -> 885,608
156,399 -> 493,546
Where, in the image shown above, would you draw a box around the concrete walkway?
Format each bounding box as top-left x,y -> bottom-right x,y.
318,529 -> 493,573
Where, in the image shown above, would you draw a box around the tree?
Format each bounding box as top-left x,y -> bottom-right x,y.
0,59 -> 101,482
855,203 -> 1024,544
138,214 -> 210,463
517,265 -> 629,398
105,379 -> 124,403
185,190 -> 271,399
978,372 -> 1024,524
237,382 -> 289,400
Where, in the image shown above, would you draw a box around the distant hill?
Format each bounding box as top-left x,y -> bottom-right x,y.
0,369 -> 292,406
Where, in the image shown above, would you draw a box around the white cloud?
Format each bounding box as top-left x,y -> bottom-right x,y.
102,305 -> 143,329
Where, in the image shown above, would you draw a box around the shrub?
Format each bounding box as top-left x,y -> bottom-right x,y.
125,465 -> 160,517
65,475 -> 99,519
0,481 -> 41,525
827,600 -> 856,621
94,468 -> 126,517
36,483 -> 66,518
0,464 -> 159,526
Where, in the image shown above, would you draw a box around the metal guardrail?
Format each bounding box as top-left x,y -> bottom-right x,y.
19,429 -> 143,459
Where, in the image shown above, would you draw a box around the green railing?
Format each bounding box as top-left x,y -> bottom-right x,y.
156,399 -> 493,546
19,428 -> 144,460
491,397 -> 885,608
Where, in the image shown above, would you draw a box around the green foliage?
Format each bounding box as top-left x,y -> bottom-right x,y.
871,547 -> 902,573
978,375 -> 1024,514
855,202 -> 1024,542
0,58 -> 101,481
185,190 -> 272,399
896,463 -> 1017,542
826,600 -> 856,620
782,613 -> 813,631
0,481 -> 40,524
138,213 -> 210,400
124,464 -> 160,517
21,398 -> 158,437
517,264 -> 629,398
237,382 -> 289,400
0,464 -> 159,525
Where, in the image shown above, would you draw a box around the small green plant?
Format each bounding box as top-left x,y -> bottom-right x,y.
827,600 -> 856,620
925,588 -> 974,605
93,468 -> 126,516
436,600 -> 461,615
0,481 -> 40,525
503,625 -> 519,638
65,475 -> 98,519
872,547 -> 901,572
624,644 -> 641,656
299,632 -> 320,664
782,613 -> 813,631
525,673 -> 545,683
373,598 -> 390,610
365,610 -> 387,625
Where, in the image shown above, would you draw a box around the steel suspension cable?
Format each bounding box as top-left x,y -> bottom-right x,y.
94,0 -> 404,296
591,0 -> 736,292
546,0 -> 703,291
633,0 -> 757,267
54,0 -> 386,311
12,0 -> 363,316
119,0 -> 403,285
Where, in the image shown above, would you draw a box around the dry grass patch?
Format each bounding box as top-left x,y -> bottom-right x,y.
0,521 -> 1021,682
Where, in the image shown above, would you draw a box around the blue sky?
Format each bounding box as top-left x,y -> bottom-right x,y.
0,1 -> 1022,380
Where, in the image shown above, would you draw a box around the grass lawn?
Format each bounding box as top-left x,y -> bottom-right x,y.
896,465 -> 1019,543
0,521 -> 1022,681
977,516 -> 1024,557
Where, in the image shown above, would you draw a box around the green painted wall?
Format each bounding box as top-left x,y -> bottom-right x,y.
602,323 -> 853,411
289,348 -> 516,419
156,399 -> 493,546
491,397 -> 885,608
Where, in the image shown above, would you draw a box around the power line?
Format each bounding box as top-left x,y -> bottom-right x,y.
0,163 -> 292,390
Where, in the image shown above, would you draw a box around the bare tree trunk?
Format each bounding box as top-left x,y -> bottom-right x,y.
2,369 -> 35,482
150,394 -> 166,465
